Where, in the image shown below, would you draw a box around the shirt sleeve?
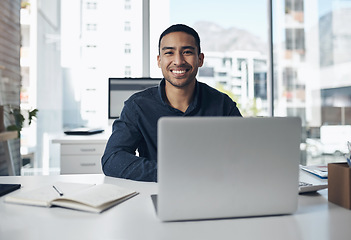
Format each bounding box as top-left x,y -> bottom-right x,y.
101,103 -> 157,182
229,102 -> 243,117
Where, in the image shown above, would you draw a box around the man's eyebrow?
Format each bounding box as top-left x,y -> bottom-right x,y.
161,46 -> 175,51
182,46 -> 196,50
161,46 -> 196,51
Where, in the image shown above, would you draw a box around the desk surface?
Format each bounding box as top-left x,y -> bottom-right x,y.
0,171 -> 350,240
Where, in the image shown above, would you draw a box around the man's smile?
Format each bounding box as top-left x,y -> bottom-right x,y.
170,68 -> 190,77
171,69 -> 187,74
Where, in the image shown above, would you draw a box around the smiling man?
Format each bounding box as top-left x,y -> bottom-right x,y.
102,24 -> 242,182
158,28 -> 204,113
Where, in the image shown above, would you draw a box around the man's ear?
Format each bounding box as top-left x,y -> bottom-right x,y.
157,55 -> 161,68
198,53 -> 204,67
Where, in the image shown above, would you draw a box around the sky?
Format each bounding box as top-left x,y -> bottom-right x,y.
169,0 -> 268,40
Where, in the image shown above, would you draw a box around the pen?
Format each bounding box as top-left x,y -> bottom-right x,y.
347,142 -> 351,168
52,185 -> 64,196
346,154 -> 351,168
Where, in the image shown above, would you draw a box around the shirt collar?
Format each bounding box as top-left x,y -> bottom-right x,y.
158,79 -> 167,105
158,78 -> 200,114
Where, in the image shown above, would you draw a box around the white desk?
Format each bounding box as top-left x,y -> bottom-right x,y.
52,132 -> 110,174
0,171 -> 350,240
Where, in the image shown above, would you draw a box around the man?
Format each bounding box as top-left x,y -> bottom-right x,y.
102,24 -> 242,182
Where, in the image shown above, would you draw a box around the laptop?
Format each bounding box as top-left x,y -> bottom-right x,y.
156,116 -> 301,221
64,128 -> 104,135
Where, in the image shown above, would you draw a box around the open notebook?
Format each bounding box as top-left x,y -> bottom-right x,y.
4,182 -> 138,213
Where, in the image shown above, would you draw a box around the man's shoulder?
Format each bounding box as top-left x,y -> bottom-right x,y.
197,81 -> 242,116
198,81 -> 229,98
127,85 -> 159,103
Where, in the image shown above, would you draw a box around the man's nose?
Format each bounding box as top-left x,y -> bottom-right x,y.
173,52 -> 185,65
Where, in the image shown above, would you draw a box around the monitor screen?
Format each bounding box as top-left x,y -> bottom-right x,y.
108,78 -> 162,119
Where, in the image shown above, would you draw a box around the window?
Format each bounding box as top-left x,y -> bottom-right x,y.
124,21 -> 131,31
124,43 -> 131,54
125,66 -> 132,76
125,0 -> 131,10
285,0 -> 304,12
273,0 -> 351,165
285,28 -> 305,52
22,0 -> 351,174
167,0 -> 269,116
86,1 -> 97,9
86,23 -> 97,31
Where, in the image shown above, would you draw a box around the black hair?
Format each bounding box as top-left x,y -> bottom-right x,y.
158,24 -> 201,55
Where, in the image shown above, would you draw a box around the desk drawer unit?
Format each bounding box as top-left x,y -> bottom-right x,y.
60,144 -> 105,174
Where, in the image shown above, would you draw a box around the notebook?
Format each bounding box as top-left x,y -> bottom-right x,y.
300,165 -> 328,179
156,116 -> 301,221
4,182 -> 138,213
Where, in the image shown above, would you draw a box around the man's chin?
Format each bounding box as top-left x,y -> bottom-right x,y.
165,78 -> 195,89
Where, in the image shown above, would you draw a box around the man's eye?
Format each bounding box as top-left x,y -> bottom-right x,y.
164,51 -> 173,55
183,50 -> 193,55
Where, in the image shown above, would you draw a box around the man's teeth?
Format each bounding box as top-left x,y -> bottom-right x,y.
172,70 -> 186,74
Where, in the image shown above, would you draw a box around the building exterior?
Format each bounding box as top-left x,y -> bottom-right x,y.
61,0 -> 168,128
274,0 -> 351,130
198,51 -> 268,116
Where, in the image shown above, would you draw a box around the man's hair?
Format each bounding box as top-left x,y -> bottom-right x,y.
158,24 -> 201,55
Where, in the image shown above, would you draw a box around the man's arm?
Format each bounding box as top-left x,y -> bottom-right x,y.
102,150 -> 157,182
101,105 -> 157,182
229,103 -> 242,117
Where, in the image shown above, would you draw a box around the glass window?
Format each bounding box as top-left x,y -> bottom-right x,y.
125,0 -> 131,10
86,23 -> 97,31
86,1 -> 97,9
285,28 -> 305,51
125,43 -> 131,54
125,66 -> 132,77
124,21 -> 131,31
165,0 -> 269,117
273,0 -> 351,165
22,0 -> 351,174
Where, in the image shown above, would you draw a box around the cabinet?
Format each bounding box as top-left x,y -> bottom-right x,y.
52,132 -> 109,174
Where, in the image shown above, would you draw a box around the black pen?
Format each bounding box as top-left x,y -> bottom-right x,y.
52,185 -> 64,196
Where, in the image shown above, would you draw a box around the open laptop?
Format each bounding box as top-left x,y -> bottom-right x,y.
155,117 -> 301,221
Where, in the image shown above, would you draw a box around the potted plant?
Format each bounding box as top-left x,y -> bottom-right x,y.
1,104 -> 38,137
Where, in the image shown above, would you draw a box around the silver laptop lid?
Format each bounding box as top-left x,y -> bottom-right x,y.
157,117 -> 301,221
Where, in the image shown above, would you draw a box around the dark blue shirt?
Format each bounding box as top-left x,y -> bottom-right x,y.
101,79 -> 242,182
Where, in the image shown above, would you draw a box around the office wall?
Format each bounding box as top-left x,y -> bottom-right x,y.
0,0 -> 21,175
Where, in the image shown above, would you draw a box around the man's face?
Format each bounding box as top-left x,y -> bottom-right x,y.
157,31 -> 204,89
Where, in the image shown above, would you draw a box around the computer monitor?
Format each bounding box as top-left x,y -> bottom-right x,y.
108,78 -> 162,121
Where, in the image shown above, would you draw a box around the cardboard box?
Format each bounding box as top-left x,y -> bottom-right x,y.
328,163 -> 351,209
